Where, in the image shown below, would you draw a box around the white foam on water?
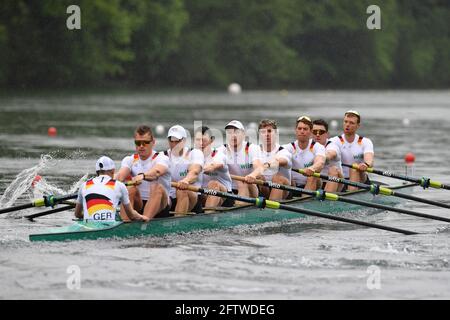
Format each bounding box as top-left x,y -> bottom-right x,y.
369,242 -> 415,255
0,153 -> 89,218
0,154 -> 56,209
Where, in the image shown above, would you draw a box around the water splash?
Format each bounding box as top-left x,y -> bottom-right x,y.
31,176 -> 66,199
68,173 -> 88,194
0,154 -> 56,208
0,153 -> 89,218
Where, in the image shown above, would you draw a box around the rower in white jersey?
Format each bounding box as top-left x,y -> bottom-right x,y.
329,110 -> 374,191
117,125 -> 172,220
75,156 -> 148,222
256,119 -> 292,200
166,125 -> 204,215
194,126 -> 234,208
217,120 -> 263,204
283,116 -> 326,191
311,119 -> 344,193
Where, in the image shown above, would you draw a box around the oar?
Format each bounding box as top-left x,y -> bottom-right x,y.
293,168 -> 450,210
0,193 -> 78,215
342,163 -> 450,191
172,182 -> 418,235
25,204 -> 75,221
232,175 -> 450,223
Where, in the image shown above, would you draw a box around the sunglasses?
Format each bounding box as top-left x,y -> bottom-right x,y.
312,129 -> 327,135
134,140 -> 152,147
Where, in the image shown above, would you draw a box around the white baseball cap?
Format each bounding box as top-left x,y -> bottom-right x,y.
95,156 -> 116,171
345,110 -> 361,119
225,120 -> 245,131
167,125 -> 187,141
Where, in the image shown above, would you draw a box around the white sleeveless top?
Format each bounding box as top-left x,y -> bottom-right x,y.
329,134 -> 374,178
120,151 -> 171,201
217,142 -> 262,189
202,148 -> 232,191
321,140 -> 343,175
166,147 -> 204,198
283,139 -> 326,186
259,144 -> 292,182
77,175 -> 129,221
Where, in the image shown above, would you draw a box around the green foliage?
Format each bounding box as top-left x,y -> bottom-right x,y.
0,0 -> 448,88
0,24 -> 7,85
392,0 -> 450,87
1,0 -> 137,87
125,0 -> 188,84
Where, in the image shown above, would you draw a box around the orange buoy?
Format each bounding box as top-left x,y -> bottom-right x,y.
48,127 -> 57,137
404,152 -> 415,164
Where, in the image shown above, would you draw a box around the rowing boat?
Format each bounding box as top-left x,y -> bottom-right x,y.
29,182 -> 416,242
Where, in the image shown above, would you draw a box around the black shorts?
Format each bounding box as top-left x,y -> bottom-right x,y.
140,200 -> 171,219
170,195 -> 204,214
222,194 -> 235,207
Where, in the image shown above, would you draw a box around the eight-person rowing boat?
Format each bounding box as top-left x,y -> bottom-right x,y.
29,181 -> 417,242
2,109 -> 450,241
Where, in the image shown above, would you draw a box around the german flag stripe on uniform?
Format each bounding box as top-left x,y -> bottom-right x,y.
87,198 -> 112,207
338,136 -> 345,144
85,193 -> 114,216
358,136 -> 364,145
85,179 -> 94,189
133,154 -> 139,164
85,193 -> 110,202
309,141 -> 316,151
291,142 -> 296,151
105,180 -> 116,190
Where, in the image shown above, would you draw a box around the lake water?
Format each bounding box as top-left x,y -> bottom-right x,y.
1,90 -> 450,299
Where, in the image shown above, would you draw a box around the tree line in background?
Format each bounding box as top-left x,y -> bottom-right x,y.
0,0 -> 448,89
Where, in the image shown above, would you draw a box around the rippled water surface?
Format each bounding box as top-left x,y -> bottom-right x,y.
1,90 -> 450,299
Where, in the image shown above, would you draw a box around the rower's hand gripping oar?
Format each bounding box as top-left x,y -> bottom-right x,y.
0,193 -> 78,215
172,182 -> 418,235
293,168 -> 450,210
342,163 -> 450,191
231,175 -> 450,223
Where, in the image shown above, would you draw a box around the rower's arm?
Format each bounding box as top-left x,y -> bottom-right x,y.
248,159 -> 264,178
310,155 -> 325,173
74,202 -> 83,219
117,167 -> 131,182
204,162 -> 223,173
74,188 -> 83,219
274,156 -> 288,167
364,152 -> 374,167
326,149 -> 337,161
144,164 -> 168,181
182,164 -> 202,184
123,203 -> 148,221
